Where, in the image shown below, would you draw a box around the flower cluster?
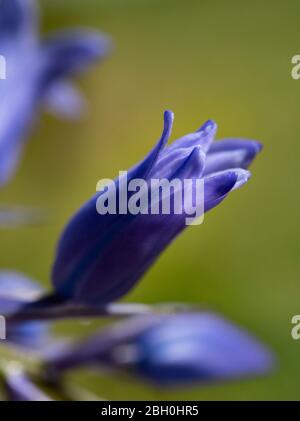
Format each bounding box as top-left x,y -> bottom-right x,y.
0,0 -> 273,400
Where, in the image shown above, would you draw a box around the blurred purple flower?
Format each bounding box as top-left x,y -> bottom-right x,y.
2,363 -> 51,401
0,271 -> 50,349
0,0 -> 110,186
51,110 -> 262,306
46,312 -> 273,386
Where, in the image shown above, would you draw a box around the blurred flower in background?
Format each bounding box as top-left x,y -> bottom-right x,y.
46,312 -> 273,387
0,271 -> 52,349
0,0 -> 110,187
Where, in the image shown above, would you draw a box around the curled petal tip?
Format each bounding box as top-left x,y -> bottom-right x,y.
164,110 -> 174,121
42,29 -> 112,83
163,110 -> 174,139
193,145 -> 207,163
244,140 -> 263,156
164,110 -> 174,127
196,120 -> 217,153
197,119 -> 217,135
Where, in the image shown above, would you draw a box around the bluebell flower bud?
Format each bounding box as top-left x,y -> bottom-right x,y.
52,111 -> 262,305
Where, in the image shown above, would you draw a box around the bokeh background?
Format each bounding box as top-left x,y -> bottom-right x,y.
1,0 -> 300,400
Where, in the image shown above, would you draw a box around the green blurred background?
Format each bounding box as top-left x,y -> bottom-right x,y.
1,0 -> 300,400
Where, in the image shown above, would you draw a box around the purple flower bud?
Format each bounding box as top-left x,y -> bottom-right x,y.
130,313 -> 273,385
52,111 -> 262,305
46,312 -> 273,386
0,0 -> 111,186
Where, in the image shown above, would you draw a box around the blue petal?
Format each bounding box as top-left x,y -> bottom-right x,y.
204,138 -> 263,175
0,0 -> 37,37
208,138 -> 263,154
3,363 -> 51,401
167,119 -> 217,153
204,169 -> 250,212
40,30 -> 111,86
152,119 -> 216,178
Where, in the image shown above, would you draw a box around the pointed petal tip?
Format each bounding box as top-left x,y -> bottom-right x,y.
190,145 -> 206,164
197,119 -> 218,135
185,145 -> 206,168
232,168 -> 251,190
87,31 -> 113,57
173,145 -> 206,178
244,139 -> 263,155
255,141 -> 263,153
